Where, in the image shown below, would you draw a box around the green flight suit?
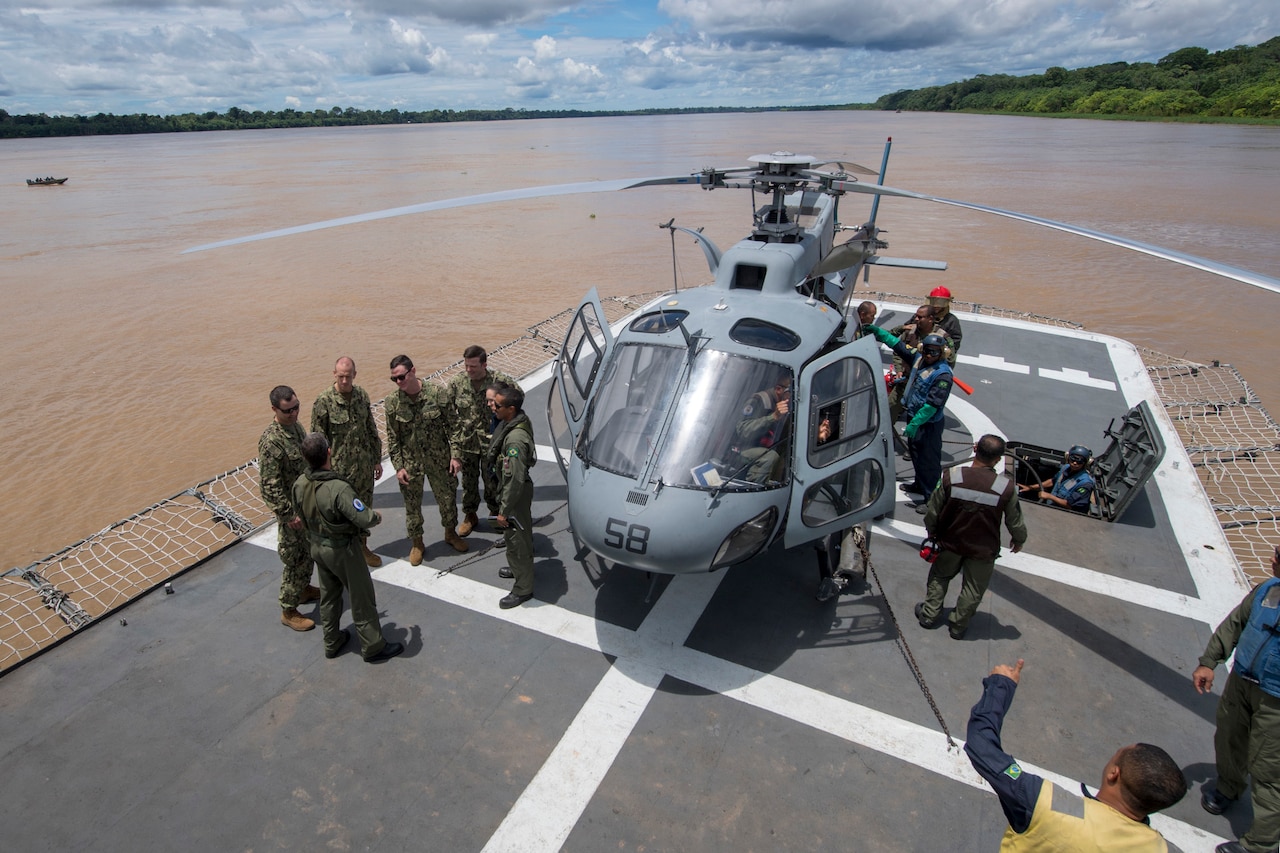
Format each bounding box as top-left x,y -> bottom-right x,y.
258,419 -> 313,610
488,411 -> 536,596
446,368 -> 520,516
385,382 -> 458,539
293,469 -> 387,659
1199,584 -> 1280,853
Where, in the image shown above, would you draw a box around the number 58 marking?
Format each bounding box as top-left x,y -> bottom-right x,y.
603,518 -> 651,554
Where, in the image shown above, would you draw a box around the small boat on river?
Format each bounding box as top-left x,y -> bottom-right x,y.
26,177 -> 68,186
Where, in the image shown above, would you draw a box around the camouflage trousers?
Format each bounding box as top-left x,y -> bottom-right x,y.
457,452 -> 501,516
334,460 -> 376,541
399,465 -> 459,538
276,521 -> 314,609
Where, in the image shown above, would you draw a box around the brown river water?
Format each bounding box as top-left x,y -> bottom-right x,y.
2,112 -> 1278,570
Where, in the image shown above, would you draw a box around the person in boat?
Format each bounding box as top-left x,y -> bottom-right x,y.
863,326 -> 954,504
292,432 -> 402,663
928,285 -> 963,366
733,371 -> 793,484
311,357 -> 383,568
1021,445 -> 1095,512
1192,543 -> 1280,853
969,659 -> 1188,851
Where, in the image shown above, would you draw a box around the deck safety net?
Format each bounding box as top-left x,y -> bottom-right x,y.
3,291 -> 1277,674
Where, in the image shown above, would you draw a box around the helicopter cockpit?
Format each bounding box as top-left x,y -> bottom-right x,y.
579,344 -> 795,491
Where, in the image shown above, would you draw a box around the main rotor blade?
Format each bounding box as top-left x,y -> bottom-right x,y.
183,174 -> 704,254
831,179 -> 1280,295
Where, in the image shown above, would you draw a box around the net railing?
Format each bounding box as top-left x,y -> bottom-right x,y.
0,294 -> 659,675
4,291 -> 1277,674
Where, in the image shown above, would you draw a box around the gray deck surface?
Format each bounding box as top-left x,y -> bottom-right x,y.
0,306 -> 1248,852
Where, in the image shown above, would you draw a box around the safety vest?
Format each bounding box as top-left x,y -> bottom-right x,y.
1001,782 -> 1167,852
1232,577 -> 1280,698
902,357 -> 952,423
934,465 -> 1014,558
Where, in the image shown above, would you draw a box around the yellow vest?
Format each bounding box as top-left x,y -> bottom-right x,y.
1002,782 -> 1167,852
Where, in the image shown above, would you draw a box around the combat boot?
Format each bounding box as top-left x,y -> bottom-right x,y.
444,528 -> 469,553
281,608 -> 315,632
362,541 -> 382,568
409,536 -> 425,566
457,511 -> 479,537
300,584 -> 322,604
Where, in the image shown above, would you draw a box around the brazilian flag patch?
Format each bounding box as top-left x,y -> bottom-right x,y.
507,447 -> 519,457
1002,762 -> 1023,780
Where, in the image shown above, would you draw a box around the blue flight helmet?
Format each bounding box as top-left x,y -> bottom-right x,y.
921,334 -> 947,354
1067,445 -> 1092,464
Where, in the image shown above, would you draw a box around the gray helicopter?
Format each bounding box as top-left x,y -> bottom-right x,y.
186,142 -> 1280,583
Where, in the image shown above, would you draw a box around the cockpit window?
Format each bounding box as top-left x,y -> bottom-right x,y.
729,318 -> 801,351
629,310 -> 689,334
578,346 -> 793,491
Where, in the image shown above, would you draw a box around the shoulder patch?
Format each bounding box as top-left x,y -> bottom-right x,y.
353,498 -> 366,512
507,447 -> 519,457
1002,761 -> 1023,780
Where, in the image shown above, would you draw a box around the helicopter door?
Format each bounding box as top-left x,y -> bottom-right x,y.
556,287 -> 615,443
784,336 -> 895,548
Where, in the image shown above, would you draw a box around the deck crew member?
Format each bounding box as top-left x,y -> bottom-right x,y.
446,345 -> 521,539
311,357 -> 384,567
915,434 -> 1027,639
928,285 -> 963,366
258,385 -> 320,632
1021,445 -> 1095,512
385,355 -> 468,565
864,326 -> 954,502
969,659 -> 1188,851
488,384 -> 537,609
292,432 -> 402,663
1192,542 -> 1280,853
888,306 -> 952,426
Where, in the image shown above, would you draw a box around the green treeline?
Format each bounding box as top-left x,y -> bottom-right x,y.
0,103 -> 856,139
876,36 -> 1280,119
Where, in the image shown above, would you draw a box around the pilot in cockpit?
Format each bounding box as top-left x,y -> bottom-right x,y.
733,372 -> 793,483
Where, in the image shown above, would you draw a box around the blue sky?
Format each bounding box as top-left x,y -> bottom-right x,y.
0,0 -> 1273,116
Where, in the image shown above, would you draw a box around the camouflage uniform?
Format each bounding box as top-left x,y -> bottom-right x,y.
385,382 -> 458,538
311,383 -> 382,535
258,419 -> 313,609
446,368 -> 521,516
488,411 -> 537,596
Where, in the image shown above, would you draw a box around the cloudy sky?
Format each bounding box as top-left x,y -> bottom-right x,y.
1,0 -> 1273,116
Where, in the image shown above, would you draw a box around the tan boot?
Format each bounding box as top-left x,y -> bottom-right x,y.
281,608 -> 315,632
444,528 -> 469,553
457,511 -> 479,537
362,541 -> 382,568
409,536 -> 425,566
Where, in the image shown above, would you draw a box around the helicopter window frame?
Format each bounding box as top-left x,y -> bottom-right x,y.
558,304 -> 609,422
629,310 -> 690,334
799,459 -> 885,528
806,355 -> 880,468
729,318 -> 801,352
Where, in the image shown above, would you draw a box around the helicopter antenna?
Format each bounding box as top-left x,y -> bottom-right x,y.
661,218 -> 680,293
868,137 -> 892,226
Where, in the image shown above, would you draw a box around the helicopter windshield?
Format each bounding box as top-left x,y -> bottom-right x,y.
580,346 -> 794,491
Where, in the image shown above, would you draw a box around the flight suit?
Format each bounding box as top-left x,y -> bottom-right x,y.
292,469 -> 387,658
488,411 -> 537,596
258,419 -> 313,610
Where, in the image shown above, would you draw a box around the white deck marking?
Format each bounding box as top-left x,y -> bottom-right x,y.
956,353 -> 1030,374
364,560 -> 1225,852
876,516 -> 1222,624
1037,366 -> 1117,390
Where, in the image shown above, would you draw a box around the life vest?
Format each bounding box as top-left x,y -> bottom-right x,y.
1232,577 -> 1280,698
902,357 -> 953,423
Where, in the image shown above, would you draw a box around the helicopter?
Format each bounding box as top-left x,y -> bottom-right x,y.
186,141 -> 1280,583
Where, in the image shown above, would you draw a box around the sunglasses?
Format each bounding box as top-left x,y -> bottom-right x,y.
390,373 -> 410,383
276,404 -> 300,415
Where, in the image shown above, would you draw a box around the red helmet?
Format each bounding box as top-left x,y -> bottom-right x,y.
928,286 -> 952,299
